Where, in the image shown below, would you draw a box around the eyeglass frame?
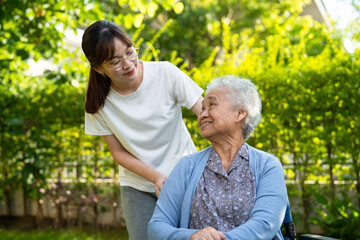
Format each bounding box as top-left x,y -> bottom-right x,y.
104,46 -> 140,72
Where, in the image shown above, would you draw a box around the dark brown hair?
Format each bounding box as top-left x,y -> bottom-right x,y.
82,20 -> 132,114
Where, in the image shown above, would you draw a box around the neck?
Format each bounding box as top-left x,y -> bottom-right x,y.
111,81 -> 140,95
211,136 -> 244,172
213,140 -> 244,160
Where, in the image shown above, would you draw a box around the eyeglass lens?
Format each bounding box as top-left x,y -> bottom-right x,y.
113,48 -> 139,71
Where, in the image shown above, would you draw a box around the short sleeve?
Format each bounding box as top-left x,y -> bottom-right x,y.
84,111 -> 113,136
166,62 -> 203,109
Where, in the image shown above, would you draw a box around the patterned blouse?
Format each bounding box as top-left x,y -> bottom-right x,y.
188,143 -> 256,232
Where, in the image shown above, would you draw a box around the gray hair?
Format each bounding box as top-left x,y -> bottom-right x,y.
206,75 -> 262,140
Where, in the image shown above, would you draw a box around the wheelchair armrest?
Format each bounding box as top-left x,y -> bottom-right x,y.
299,234 -> 340,240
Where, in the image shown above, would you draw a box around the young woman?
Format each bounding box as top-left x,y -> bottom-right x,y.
81,20 -> 203,240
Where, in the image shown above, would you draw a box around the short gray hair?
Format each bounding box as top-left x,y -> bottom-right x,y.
206,75 -> 262,140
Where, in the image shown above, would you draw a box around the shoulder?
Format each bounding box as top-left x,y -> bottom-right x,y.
175,147 -> 212,171
167,147 -> 212,188
143,61 -> 177,70
85,109 -> 104,121
143,61 -> 181,80
182,146 -> 212,161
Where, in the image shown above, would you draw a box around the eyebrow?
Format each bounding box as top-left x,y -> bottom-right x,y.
206,96 -> 217,101
202,96 -> 217,105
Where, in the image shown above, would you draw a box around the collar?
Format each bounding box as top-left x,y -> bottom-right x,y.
207,143 -> 249,176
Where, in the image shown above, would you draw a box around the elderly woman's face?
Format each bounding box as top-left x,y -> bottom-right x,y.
198,87 -> 243,141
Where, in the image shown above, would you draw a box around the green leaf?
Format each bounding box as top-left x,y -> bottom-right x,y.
134,14 -> 144,28
173,2 -> 184,14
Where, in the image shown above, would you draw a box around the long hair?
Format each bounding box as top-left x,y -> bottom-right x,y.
82,20 -> 132,114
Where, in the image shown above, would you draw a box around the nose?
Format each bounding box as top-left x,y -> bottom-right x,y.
198,108 -> 208,122
200,107 -> 209,117
122,58 -> 134,69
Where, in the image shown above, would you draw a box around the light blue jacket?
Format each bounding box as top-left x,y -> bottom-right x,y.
148,143 -> 288,240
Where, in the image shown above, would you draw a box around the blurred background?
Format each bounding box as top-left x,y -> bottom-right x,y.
0,0 -> 359,239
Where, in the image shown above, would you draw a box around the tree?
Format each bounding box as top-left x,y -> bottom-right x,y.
1,0 -> 359,237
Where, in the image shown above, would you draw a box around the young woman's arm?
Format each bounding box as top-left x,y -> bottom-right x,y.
191,96 -> 204,116
103,134 -> 167,197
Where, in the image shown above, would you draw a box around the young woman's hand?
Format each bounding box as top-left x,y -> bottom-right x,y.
154,173 -> 167,198
190,227 -> 226,240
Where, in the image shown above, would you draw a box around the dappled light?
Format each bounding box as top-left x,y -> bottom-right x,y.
1,0 -> 359,239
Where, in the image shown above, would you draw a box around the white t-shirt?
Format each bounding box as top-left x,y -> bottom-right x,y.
85,61 -> 203,192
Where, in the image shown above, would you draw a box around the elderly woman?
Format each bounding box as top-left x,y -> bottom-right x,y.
148,75 -> 288,240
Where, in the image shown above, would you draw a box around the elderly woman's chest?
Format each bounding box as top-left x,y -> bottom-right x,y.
189,153 -> 257,231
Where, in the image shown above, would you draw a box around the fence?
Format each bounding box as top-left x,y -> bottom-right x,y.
1,179 -> 357,234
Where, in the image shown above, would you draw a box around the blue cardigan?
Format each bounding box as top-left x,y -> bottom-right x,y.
148,143 -> 288,240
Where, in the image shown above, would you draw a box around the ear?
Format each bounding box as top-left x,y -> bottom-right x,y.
235,110 -> 247,123
93,66 -> 105,75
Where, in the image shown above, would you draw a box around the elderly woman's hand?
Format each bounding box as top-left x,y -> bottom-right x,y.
190,227 -> 226,240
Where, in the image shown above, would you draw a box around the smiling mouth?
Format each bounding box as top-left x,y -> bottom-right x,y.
125,68 -> 135,75
200,121 -> 212,127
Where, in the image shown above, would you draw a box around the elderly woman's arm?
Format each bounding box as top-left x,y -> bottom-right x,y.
147,157 -> 198,240
224,156 -> 288,240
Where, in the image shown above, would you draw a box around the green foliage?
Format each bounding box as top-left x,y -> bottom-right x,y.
0,228 -> 128,240
0,0 -> 359,237
311,191 -> 360,239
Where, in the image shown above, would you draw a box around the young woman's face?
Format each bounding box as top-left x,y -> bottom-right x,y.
99,38 -> 140,85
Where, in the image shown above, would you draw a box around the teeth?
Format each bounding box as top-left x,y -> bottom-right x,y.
201,121 -> 211,126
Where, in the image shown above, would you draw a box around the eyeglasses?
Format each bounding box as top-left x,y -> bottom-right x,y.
108,47 -> 139,72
